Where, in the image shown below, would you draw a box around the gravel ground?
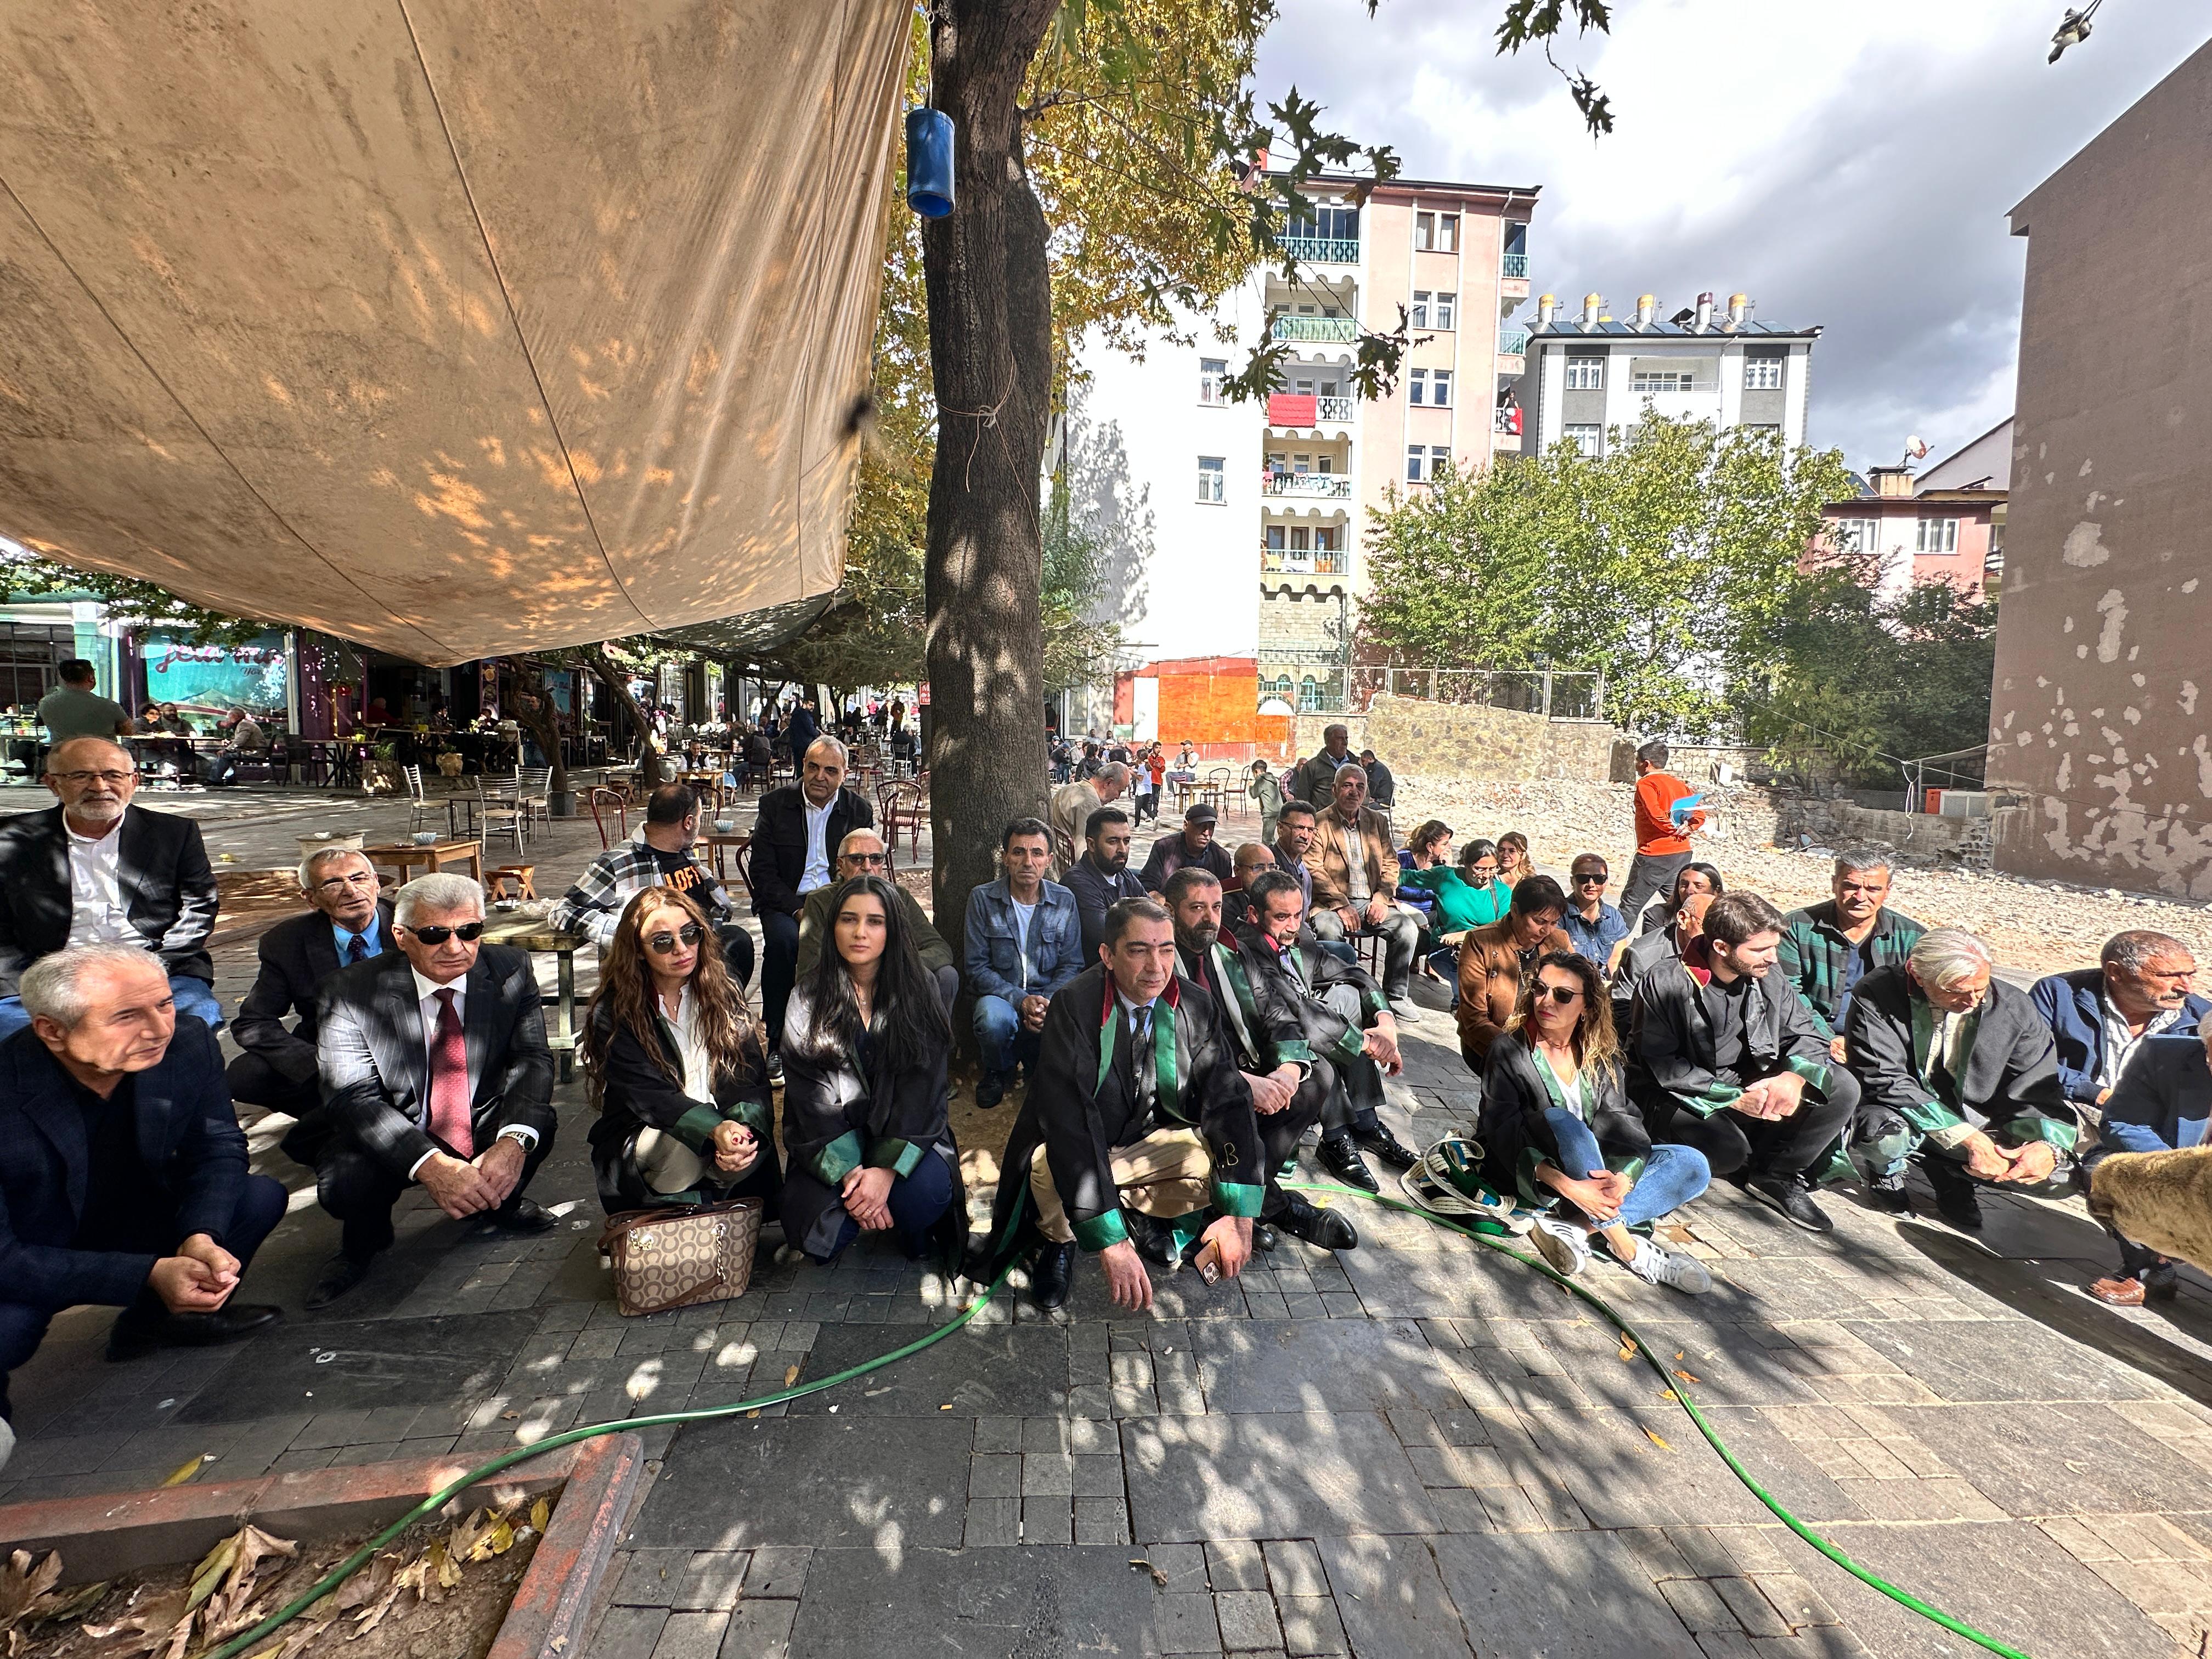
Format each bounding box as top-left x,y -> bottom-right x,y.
1390,775 -> 2208,979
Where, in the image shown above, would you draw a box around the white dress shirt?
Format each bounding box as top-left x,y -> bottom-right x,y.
799,795 -> 836,894
65,819 -> 140,948
405,964 -> 537,1177
2097,990 -> 2183,1095
667,985 -> 716,1103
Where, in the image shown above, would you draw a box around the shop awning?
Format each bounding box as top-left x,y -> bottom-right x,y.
0,0 -> 911,667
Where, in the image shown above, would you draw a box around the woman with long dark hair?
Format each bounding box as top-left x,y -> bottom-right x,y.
1481,950 -> 1711,1293
1637,860 -> 1725,934
780,873 -> 964,1263
580,888 -> 780,1216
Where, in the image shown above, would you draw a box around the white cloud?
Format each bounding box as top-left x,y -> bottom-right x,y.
1255,1 -> 2211,471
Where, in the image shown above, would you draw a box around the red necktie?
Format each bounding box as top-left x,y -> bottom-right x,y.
428,988 -> 473,1158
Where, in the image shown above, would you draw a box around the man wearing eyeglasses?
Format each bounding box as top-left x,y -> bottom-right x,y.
0,737 -> 221,1041
551,782 -> 754,990
225,848 -> 398,1118
795,830 -> 957,1009
291,873 -> 556,1310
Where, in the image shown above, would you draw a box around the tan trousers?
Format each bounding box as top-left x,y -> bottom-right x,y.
1029,1126 -> 1214,1244
634,1127 -> 707,1195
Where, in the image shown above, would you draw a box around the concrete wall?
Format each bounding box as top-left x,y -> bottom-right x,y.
1990,41 -> 2212,899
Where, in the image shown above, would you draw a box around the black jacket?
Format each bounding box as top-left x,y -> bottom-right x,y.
1480,1036 -> 1649,1203
0,1020 -> 248,1311
1244,934 -> 1389,1071
232,903 -> 399,1085
1138,833 -> 1235,895
1842,964 -> 2074,1149
1629,962 -> 1833,1121
1176,935 -> 1313,1078
750,785 -> 874,918
1064,855 -> 1149,960
0,804 -> 219,994
585,1000 -> 779,1214
292,946 -> 556,1178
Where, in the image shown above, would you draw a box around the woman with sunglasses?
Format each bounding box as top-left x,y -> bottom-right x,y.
1637,860 -> 1725,935
580,888 -> 778,1218
780,873 -> 965,1265
1481,951 -> 1712,1293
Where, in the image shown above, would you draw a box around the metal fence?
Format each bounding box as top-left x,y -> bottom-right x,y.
1255,658 -> 1606,720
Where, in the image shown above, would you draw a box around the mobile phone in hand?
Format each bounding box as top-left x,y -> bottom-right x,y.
1193,1239 -> 1223,1285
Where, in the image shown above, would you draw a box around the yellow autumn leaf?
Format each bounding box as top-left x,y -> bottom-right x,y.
1615,1334 -> 1637,1362
783,1365 -> 801,1387
433,1538 -> 462,1590
1644,1427 -> 1672,1451
530,1497 -> 552,1534
1673,1369 -> 1701,1384
187,1536 -> 240,1611
161,1454 -> 209,1487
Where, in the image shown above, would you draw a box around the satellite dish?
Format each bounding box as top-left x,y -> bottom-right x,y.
1257,697 -> 1296,718
1904,435 -> 1929,460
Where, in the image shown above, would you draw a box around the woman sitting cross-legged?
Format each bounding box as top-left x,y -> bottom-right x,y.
581,887 -> 781,1216
780,873 -> 966,1265
1481,950 -> 1713,1294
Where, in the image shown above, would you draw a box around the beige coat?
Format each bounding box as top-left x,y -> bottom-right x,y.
1307,805 -> 1398,919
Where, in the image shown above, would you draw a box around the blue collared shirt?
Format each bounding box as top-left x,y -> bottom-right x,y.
333,912 -> 384,963
1562,901 -> 1629,970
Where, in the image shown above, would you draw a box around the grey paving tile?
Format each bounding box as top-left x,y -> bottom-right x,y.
1880,1401 -> 2212,1517
715,1599 -> 794,1658
1277,1592 -> 1350,1656
648,1610 -> 728,1658
1123,1412 -> 1438,1542
1316,1534 -> 1471,1658
1216,1588 -> 1283,1651
1074,1496 -> 1131,1545
176,1310 -> 540,1424
1431,1530 -> 1705,1658
1206,1538 -> 1269,1590
675,1551 -> 749,1611
586,1605 -> 668,1659
1263,1539 -> 1328,1598
741,1545 -> 812,1600
1192,1317 -> 1471,1413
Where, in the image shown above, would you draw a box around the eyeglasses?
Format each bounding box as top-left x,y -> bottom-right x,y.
53,770 -> 133,786
315,872 -> 380,892
842,852 -> 889,868
1468,862 -> 1499,877
403,921 -> 486,945
1572,871 -> 1609,884
1536,983 -> 1584,1005
646,922 -> 706,955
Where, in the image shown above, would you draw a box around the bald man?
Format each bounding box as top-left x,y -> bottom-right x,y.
0,737 -> 221,1041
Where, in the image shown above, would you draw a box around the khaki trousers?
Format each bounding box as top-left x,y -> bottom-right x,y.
1029,1126 -> 1214,1244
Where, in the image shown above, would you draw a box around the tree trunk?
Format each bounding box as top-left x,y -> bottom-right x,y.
510,666 -> 570,802
583,645 -> 665,785
921,0 -> 1058,956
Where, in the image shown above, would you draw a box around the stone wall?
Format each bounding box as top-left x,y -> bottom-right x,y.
1769,795 -> 2000,870
1363,696 -> 1628,782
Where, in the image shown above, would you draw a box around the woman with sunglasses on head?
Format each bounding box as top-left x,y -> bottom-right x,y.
1637,860 -> 1725,935
580,888 -> 779,1218
780,873 -> 965,1265
1481,951 -> 1712,1293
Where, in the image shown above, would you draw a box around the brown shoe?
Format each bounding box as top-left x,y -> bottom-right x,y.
2088,1276 -> 2146,1306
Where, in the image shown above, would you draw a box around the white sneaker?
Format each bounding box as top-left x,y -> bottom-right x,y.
1529,1213 -> 1591,1278
1624,1237 -> 1711,1295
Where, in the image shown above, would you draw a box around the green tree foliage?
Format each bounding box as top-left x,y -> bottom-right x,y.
1735,562 -> 1998,788
1357,414 -> 1855,735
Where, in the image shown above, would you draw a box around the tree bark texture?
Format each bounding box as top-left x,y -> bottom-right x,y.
920,0 -> 1059,959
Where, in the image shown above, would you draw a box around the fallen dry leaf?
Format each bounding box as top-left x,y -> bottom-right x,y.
1615,1334 -> 1638,1363
1644,1427 -> 1673,1451
0,1551 -> 62,1632
1673,1369 -> 1701,1384
160,1455 -> 210,1488
783,1365 -> 801,1387
1127,1558 -> 1169,1589
23,1579 -> 109,1627
530,1497 -> 552,1534
433,1537 -> 462,1593
82,1585 -> 190,1655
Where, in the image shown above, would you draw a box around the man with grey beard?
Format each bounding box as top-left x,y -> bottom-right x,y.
0,737 -> 222,1040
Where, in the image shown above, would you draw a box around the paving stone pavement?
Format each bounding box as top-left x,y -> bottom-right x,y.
7,785 -> 2212,1656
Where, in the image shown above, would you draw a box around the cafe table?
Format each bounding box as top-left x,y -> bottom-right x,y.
478,912 -> 589,1082
360,837 -> 485,887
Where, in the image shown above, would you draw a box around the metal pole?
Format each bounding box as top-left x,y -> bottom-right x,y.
1542,670 -> 1553,718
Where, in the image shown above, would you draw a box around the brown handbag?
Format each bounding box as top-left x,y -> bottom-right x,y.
599,1197 -> 764,1317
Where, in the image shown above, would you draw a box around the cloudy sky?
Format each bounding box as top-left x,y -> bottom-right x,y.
1254,0 -> 2210,472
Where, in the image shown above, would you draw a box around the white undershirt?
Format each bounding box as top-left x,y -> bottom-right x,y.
799,795 -> 836,893
65,819 -> 139,948
667,985 -> 715,1103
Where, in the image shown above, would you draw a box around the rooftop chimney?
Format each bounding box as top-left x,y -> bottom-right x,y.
1582,292 -> 1601,328
1694,291 -> 1713,333
1536,292 -> 1556,329
1726,292 -> 1748,329
1869,466 -> 1914,498
1634,293 -> 1656,330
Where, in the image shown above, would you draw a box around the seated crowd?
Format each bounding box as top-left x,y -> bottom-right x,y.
2,727 -> 2205,1436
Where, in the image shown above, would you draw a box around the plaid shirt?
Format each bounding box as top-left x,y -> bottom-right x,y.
551,830 -> 727,949
1776,901 -> 1925,1037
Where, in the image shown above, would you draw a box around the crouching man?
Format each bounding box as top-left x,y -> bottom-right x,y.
988,898 -> 1261,1311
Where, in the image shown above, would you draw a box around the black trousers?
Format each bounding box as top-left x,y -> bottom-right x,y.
760,907 -> 800,1051
716,922 -> 756,992
1649,1065 -> 1859,1181
225,1050 -> 321,1118
1259,1067 -> 1334,1221
314,1127 -> 554,1261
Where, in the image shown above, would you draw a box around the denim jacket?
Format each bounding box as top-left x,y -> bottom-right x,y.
963,878 -> 1083,1005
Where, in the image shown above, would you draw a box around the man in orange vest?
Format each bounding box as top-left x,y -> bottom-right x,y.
1619,740 -> 1707,929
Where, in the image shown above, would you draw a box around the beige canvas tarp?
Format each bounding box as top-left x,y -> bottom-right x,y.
0,0 -> 911,665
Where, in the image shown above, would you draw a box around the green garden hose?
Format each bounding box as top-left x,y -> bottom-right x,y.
205,1186 -> 2038,1659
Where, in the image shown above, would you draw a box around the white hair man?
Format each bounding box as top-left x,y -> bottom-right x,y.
1048,762 -> 1129,881
1842,927 -> 2078,1231
228,847 -> 398,1117
291,874 -> 556,1309
0,945 -> 286,1421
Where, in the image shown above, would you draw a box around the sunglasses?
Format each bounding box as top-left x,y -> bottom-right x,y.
404,921 -> 486,945
646,922 -> 706,955
1535,982 -> 1584,1005
842,852 -> 889,868
1572,871 -> 1609,884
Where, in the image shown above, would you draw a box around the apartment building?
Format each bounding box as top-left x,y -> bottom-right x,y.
1820,419 -> 2010,603
1515,291 -> 1818,458
1065,172 -> 1538,718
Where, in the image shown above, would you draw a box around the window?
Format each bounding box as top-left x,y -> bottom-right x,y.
1437,214 -> 1458,252
1631,369 -> 1694,393
1266,524 -> 1286,551
1916,517 -> 1959,555
1427,445 -> 1452,479
1409,445 -> 1450,481
1314,456 -> 1332,475
1410,291 -> 1430,329
1743,354 -> 1784,391
1831,517 -> 1879,555
1313,526 -> 1339,551
1565,424 -> 1602,458
1288,526 -> 1311,552
1197,456 -> 1224,502
1199,358 -> 1227,404
1565,356 -> 1605,390
1415,212 -> 1434,250
1406,445 -> 1426,482
1431,370 -> 1452,408
1435,293 -> 1456,330
1408,369 -> 1426,406
1299,676 -> 1322,713
1291,453 -> 1310,473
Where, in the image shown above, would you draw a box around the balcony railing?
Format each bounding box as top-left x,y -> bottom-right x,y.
1272,314 -> 1358,343
1498,328 -> 1530,356
1314,394 -> 1356,422
1261,472 -> 1353,499
1266,392 -> 1358,426
1630,377 -> 1718,394
1282,234 -> 1360,265
1501,252 -> 1528,279
1262,549 -> 1349,575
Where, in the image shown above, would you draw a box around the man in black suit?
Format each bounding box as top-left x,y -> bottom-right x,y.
0,946 -> 285,1421
0,737 -> 222,1041
752,736 -> 873,1064
227,848 -> 398,1118
290,874 -> 557,1310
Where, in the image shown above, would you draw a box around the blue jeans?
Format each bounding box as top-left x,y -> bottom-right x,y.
973,994 -> 1042,1080
1545,1108 -> 1710,1229
0,970 -> 223,1042
814,1148 -> 956,1264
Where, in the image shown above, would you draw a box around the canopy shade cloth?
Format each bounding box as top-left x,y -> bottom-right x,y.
0,0 -> 911,666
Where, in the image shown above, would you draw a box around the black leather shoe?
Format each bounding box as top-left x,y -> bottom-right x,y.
487,1198 -> 557,1234
1923,1161 -> 1984,1231
976,1070 -> 1008,1109
306,1252 -> 375,1311
1747,1174 -> 1834,1234
107,1303 -> 281,1361
1317,1131 -> 1380,1193
1864,1175 -> 1912,1215
1278,1193 -> 1359,1251
1127,1213 -> 1178,1268
1031,1243 -> 1076,1310
1252,1222 -> 1280,1253
1352,1121 -> 1420,1172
